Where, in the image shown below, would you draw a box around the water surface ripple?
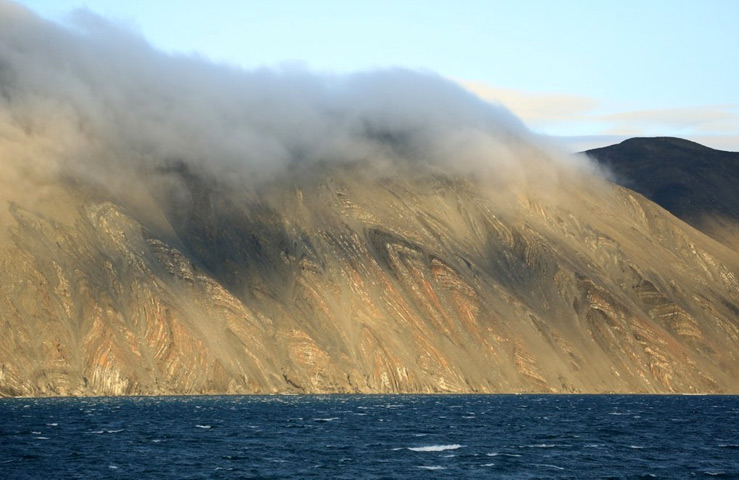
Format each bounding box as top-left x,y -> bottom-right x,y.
1,395 -> 737,478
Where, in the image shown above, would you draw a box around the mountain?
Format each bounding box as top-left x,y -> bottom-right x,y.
585,137 -> 739,252
1,147 -> 738,397
1,4 -> 738,397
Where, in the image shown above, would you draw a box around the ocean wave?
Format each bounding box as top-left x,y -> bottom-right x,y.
408,444 -> 462,452
533,463 -> 565,470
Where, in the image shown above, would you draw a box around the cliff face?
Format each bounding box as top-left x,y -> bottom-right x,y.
3,3 -> 737,397
2,156 -> 738,396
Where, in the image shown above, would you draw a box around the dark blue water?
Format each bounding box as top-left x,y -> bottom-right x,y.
1,395 -> 737,478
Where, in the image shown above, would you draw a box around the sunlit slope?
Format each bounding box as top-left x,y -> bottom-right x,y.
2,161 -> 738,396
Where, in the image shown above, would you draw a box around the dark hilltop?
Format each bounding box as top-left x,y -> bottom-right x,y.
586,137 -> 739,252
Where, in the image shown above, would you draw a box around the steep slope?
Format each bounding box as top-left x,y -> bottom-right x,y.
1,160 -> 738,396
585,137 -> 739,251
1,4 -> 738,397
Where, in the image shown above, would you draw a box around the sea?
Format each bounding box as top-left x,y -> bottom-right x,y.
1,394 -> 737,478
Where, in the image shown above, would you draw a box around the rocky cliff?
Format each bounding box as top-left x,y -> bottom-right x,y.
1,3 -> 738,396
1,154 -> 738,396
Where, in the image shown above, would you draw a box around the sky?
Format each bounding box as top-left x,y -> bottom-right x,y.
11,0 -> 739,151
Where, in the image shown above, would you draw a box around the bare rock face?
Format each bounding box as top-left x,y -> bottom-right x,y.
1,153 -> 738,396
2,5 -> 736,396
1,3 -> 737,397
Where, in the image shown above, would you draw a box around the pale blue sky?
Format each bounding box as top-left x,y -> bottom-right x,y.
12,0 -> 739,150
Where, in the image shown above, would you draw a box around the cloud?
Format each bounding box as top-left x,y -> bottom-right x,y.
0,0 -> 603,223
457,79 -> 739,152
458,81 -> 598,126
600,105 -> 739,134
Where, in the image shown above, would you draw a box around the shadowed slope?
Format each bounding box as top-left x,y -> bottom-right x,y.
585,137 -> 739,251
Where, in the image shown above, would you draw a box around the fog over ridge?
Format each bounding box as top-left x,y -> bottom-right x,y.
0,0 -> 601,206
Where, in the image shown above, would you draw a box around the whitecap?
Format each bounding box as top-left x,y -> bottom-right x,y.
417,466 -> 446,470
628,445 -> 645,449
46,423 -> 58,427
34,436 -> 49,440
108,465 -> 118,470
31,431 -> 41,435
408,444 -> 462,452
313,417 -> 339,422
106,429 -> 124,434
482,463 -> 495,467
195,425 -> 212,429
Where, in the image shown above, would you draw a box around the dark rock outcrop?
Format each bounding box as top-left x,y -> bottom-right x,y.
586,137 -> 739,251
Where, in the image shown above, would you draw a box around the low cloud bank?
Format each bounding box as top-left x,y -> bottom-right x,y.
0,1 -> 600,209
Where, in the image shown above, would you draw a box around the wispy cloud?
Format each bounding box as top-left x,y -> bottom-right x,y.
458,80 -> 739,152
601,104 -> 739,134
458,81 -> 597,126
